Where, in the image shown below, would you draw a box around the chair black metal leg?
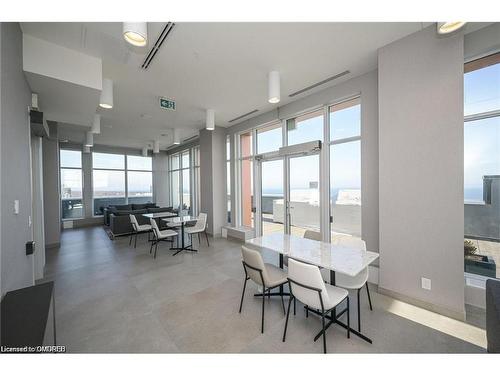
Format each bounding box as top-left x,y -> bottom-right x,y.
306,305 -> 309,318
154,240 -> 159,259
134,232 -> 138,248
280,290 -> 286,315
293,297 -> 296,315
239,278 -> 248,313
205,231 -> 209,246
282,296 -> 293,342
321,312 -> 327,354
129,234 -> 133,246
261,288 -> 266,334
346,296 -> 350,339
366,282 -> 373,311
149,239 -> 154,254
198,233 -> 201,244
357,288 -> 361,332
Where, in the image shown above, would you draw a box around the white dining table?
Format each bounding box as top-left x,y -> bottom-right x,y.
245,232 -> 379,344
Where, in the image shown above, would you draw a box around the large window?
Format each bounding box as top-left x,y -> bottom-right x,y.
464,52 -> 500,280
330,97 -> 362,240
92,152 -> 153,215
287,110 -> 324,146
226,136 -> 232,223
127,155 -> 153,205
60,149 -> 83,219
169,146 -> 200,215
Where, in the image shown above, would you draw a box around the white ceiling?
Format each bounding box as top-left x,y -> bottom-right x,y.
19,22 -> 488,150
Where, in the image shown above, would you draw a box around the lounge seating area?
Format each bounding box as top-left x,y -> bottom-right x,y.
0,8 -> 499,373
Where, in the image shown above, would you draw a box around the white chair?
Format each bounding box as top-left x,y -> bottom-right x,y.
333,236 -> 372,332
149,218 -> 178,259
239,246 -> 288,334
129,214 -> 152,248
283,258 -> 350,354
185,213 -> 209,247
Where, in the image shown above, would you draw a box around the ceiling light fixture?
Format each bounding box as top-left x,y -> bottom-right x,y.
123,22 -> 148,47
268,71 -> 280,104
153,140 -> 160,153
142,147 -> 148,157
173,129 -> 181,145
83,145 -> 91,153
206,109 -> 215,130
437,22 -> 466,35
91,114 -> 101,134
85,131 -> 94,147
99,78 -> 113,109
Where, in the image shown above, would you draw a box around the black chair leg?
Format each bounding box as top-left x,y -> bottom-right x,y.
261,288 -> 266,334
293,297 -> 296,315
129,233 -> 133,246
346,296 -> 350,339
154,241 -> 159,259
239,278 -> 248,313
280,290 -> 286,315
205,231 -> 209,246
282,296 -> 293,342
357,288 -> 361,332
149,239 -> 154,254
366,282 -> 373,311
305,305 -> 309,318
321,312 -> 327,354
134,232 -> 138,248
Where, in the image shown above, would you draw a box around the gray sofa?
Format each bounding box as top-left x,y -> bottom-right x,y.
486,278 -> 500,353
106,203 -> 177,238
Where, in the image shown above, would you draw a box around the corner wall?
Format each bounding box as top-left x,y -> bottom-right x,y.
378,25 -> 465,319
0,22 -> 34,294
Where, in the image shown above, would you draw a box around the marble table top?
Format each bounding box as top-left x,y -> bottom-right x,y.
162,215 -> 198,224
246,233 -> 379,277
142,212 -> 177,219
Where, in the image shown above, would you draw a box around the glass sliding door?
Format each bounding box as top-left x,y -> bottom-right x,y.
260,159 -> 285,235
288,154 -> 320,237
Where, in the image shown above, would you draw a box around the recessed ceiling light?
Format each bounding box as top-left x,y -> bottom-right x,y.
123,22 -> 148,47
437,22 -> 466,35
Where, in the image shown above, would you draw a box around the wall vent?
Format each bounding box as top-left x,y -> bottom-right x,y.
229,109 -> 259,123
288,70 -> 350,98
141,22 -> 175,70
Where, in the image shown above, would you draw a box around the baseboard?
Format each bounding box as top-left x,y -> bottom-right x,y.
377,286 -> 466,321
45,242 -> 60,249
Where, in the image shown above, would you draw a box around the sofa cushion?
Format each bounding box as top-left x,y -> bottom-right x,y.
113,204 -> 132,211
132,203 -> 157,210
147,207 -> 170,213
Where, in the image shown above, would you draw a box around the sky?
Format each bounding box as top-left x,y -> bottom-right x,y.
464,63 -> 500,201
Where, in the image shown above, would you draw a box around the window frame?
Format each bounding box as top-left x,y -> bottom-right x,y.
60,149 -> 84,221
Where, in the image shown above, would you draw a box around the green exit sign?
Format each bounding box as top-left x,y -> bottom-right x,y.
159,97 -> 176,111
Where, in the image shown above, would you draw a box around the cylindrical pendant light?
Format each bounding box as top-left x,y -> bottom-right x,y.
83,145 -> 91,153
99,78 -> 113,109
268,71 -> 280,104
85,131 -> 94,147
91,114 -> 101,134
173,129 -> 181,145
206,109 -> 215,130
123,22 -> 148,47
153,140 -> 160,154
142,147 -> 148,157
437,22 -> 466,35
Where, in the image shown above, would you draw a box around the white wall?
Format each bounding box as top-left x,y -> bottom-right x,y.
1,22 -> 35,294
153,153 -> 169,207
42,132 -> 61,247
378,25 -> 465,319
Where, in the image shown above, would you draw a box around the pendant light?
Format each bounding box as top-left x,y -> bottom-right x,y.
268,71 -> 280,104
206,109 -> 215,130
437,22 -> 466,35
153,140 -> 160,154
91,114 -> 101,134
99,78 -> 113,109
123,22 -> 148,47
83,145 -> 91,153
85,131 -> 94,147
142,147 -> 148,157
173,129 -> 181,145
